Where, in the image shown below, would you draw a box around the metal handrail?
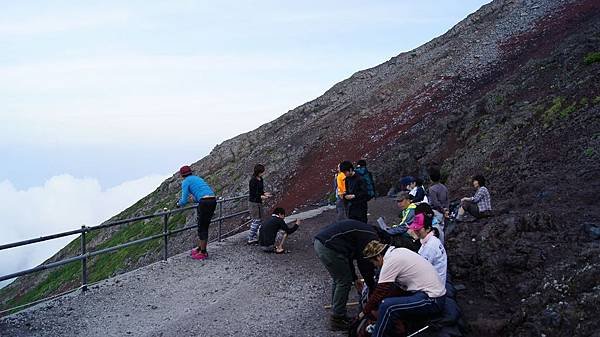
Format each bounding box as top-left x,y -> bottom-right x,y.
0,194 -> 250,313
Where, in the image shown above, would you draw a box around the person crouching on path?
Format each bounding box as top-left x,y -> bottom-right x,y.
248,164 -> 272,244
314,219 -> 378,331
259,207 -> 300,253
340,160 -> 369,223
363,241 -> 446,337
176,165 -> 217,260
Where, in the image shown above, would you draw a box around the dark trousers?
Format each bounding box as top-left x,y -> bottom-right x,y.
314,239 -> 353,317
372,291 -> 445,337
348,202 -> 368,223
197,198 -> 217,240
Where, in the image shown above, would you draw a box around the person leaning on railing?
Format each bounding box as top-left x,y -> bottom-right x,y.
176,165 -> 216,260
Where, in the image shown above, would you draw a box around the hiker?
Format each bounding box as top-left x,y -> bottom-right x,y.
428,167 -> 449,215
258,207 -> 300,253
314,219 -> 378,330
409,210 -> 447,284
362,241 -> 446,337
248,164 -> 272,244
376,192 -> 421,251
335,163 -> 348,220
355,159 -> 376,200
340,160 -> 369,223
457,174 -> 492,220
176,165 -> 217,260
408,177 -> 429,204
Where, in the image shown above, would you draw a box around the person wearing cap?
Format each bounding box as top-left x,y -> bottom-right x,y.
407,177 -> 428,204
362,240 -> 446,337
378,192 -> 416,236
258,207 -> 300,253
314,219 -> 378,330
409,212 -> 447,284
176,165 -> 217,260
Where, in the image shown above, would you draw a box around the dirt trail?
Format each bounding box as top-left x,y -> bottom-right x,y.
0,205 -> 363,337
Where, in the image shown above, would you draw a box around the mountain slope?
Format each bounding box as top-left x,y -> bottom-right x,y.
2,0 -> 600,335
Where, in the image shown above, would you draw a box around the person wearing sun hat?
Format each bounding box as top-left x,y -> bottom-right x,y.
176,165 -> 216,260
362,240 -> 446,337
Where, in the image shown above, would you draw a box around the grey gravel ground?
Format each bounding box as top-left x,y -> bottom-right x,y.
0,205 -> 371,337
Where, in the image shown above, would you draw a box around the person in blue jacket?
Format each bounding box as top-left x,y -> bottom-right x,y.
176,165 -> 216,260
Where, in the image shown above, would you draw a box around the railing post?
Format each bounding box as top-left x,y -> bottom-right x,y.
80,225 -> 87,292
218,199 -> 224,242
162,211 -> 169,261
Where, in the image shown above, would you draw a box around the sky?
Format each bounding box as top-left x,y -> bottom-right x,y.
0,0 -> 490,287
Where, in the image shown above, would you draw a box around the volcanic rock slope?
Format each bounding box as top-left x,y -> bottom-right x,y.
2,0 -> 600,335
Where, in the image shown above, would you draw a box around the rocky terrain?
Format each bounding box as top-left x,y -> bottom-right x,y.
1,0 -> 599,336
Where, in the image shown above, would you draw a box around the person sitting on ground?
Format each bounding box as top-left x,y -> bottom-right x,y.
314,219 -> 378,330
258,207 -> 300,253
409,209 -> 447,284
427,167 -> 449,215
457,174 -> 492,221
340,160 -> 370,223
355,159 -> 376,200
408,177 -> 429,204
176,165 -> 217,260
377,192 -> 419,251
362,241 -> 447,337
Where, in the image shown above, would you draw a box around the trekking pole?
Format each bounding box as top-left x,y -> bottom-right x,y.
407,325 -> 429,337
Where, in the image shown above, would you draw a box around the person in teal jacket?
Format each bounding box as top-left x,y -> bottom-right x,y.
176,165 -> 216,260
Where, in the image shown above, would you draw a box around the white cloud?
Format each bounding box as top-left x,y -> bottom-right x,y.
0,173 -> 168,288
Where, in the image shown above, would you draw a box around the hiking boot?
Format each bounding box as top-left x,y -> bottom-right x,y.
329,315 -> 351,331
247,239 -> 259,245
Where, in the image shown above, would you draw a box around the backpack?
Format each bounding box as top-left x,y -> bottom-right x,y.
355,167 -> 375,200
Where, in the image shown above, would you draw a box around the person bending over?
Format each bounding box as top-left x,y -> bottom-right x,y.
176,165 -> 217,260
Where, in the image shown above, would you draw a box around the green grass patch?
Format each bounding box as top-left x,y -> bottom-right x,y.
542,97 -> 580,127
584,52 -> 600,65
593,96 -> 600,105
584,147 -> 595,157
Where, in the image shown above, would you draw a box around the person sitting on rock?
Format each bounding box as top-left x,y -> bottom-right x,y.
362,241 -> 447,337
427,167 -> 449,215
258,207 -> 300,253
408,177 -> 429,204
409,210 -> 447,284
457,175 -> 492,221
377,192 -> 419,251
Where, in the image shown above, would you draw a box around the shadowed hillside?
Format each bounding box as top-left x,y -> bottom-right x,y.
2,0 -> 600,335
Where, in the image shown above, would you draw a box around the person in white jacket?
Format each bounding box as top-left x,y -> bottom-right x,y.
409,212 -> 447,284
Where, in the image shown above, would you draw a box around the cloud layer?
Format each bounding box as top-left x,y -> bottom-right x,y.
0,173 -> 168,287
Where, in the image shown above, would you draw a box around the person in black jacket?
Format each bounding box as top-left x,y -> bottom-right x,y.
258,207 -> 300,253
248,164 -> 272,244
314,219 -> 378,330
340,161 -> 369,223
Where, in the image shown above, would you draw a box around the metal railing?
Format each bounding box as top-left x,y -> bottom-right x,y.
0,194 -> 249,313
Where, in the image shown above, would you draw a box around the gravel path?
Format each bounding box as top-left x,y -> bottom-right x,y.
1,205 -> 379,337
